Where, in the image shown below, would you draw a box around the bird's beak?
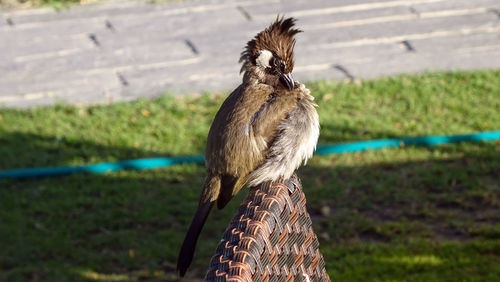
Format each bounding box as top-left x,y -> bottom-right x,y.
280,72 -> 295,90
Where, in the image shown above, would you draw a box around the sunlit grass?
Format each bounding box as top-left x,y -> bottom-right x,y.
79,270 -> 129,281
1,70 -> 499,281
77,268 -> 168,281
378,255 -> 443,266
2,0 -> 186,9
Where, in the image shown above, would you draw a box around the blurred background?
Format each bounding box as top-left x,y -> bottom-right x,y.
1,0 -> 500,107
0,0 -> 499,281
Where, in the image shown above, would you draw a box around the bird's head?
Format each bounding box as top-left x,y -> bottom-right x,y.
240,16 -> 302,90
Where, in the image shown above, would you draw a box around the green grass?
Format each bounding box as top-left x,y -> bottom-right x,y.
0,70 -> 499,281
1,0 -> 89,10
1,0 -> 185,10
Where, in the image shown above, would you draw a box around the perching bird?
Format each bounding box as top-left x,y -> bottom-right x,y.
176,16 -> 319,276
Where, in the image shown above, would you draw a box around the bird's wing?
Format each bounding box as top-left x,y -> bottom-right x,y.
206,83 -> 299,209
206,83 -> 274,174
209,83 -> 276,209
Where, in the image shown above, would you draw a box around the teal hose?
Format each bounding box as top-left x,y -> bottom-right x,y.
315,130 -> 500,155
1,131 -> 499,180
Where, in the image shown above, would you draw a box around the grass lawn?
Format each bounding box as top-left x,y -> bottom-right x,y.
0,70 -> 499,281
1,0 -> 182,10
1,0 -> 89,9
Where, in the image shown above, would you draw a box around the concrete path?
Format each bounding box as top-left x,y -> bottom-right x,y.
1,0 -> 499,107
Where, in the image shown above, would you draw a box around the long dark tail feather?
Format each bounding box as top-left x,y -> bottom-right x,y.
176,201 -> 214,277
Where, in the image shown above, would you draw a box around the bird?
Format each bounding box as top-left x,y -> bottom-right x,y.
176,16 -> 319,277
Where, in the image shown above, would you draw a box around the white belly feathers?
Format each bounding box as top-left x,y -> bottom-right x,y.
247,89 -> 319,187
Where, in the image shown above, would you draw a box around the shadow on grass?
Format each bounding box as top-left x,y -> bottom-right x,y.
321,240 -> 500,281
0,131 -> 171,170
0,131 -> 498,281
302,141 -> 499,240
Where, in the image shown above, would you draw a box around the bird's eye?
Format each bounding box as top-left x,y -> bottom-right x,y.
274,59 -> 280,68
280,62 -> 285,72
270,57 -> 276,68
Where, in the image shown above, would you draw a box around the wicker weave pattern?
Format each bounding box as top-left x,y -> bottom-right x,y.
205,175 -> 330,282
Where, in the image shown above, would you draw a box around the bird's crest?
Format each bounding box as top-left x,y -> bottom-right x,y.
240,16 -> 302,74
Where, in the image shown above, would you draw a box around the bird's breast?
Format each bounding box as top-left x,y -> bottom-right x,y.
277,94 -> 319,166
246,90 -> 319,187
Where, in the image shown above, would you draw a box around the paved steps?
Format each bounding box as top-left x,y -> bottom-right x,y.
1,0 -> 499,107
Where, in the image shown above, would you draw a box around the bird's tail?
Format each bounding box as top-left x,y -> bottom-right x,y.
177,175 -> 220,277
176,200 -> 213,277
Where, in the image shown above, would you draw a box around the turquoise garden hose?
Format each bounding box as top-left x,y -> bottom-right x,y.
1,131 -> 499,180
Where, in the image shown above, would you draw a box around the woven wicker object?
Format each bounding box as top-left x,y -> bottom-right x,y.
205,174 -> 330,281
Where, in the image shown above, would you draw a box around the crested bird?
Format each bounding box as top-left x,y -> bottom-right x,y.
176,16 -> 319,276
